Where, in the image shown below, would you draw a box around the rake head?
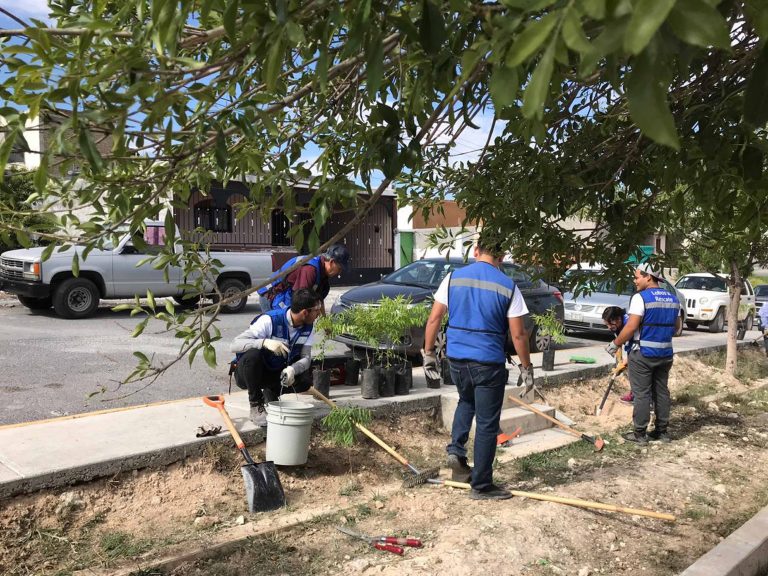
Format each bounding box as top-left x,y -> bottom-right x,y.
401,467 -> 440,489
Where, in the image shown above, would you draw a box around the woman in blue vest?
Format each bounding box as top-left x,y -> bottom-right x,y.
230,289 -> 323,426
422,237 -> 534,500
606,264 -> 681,445
258,244 -> 350,314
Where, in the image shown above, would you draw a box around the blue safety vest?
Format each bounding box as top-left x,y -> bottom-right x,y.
638,288 -> 679,358
258,255 -> 323,311
235,309 -> 313,371
445,262 -> 515,364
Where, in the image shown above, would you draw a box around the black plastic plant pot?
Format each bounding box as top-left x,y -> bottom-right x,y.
313,369 -> 331,398
360,368 -> 380,399
542,347 -> 555,372
395,361 -> 412,395
441,357 -> 454,386
379,366 -> 396,397
345,358 -> 361,386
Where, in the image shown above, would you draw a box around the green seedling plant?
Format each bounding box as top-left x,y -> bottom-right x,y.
313,314 -> 336,371
532,308 -> 568,347
322,406 -> 372,446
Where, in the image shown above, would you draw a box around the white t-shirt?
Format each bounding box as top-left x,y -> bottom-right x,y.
434,272 -> 529,318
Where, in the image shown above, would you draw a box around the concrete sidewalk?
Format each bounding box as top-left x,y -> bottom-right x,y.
0,329 -> 756,499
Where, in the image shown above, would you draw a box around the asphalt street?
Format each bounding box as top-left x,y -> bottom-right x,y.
0,290 -> 603,425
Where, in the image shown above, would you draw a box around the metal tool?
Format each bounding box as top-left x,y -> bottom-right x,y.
203,395 -> 286,512
596,363 -> 628,416
335,526 -> 406,555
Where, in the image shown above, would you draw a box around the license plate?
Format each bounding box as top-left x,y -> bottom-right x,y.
569,312 -> 583,322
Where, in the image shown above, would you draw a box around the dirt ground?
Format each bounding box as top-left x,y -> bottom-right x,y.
1,349 -> 768,576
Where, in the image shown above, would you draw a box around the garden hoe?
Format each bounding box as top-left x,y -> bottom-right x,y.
307,387 -> 440,483
595,363 -> 628,416
401,474 -> 676,522
203,395 -> 286,513
507,394 -> 605,451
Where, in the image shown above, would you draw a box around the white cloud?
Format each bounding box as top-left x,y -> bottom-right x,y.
0,0 -> 52,21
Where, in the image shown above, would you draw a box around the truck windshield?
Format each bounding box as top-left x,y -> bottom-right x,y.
676,275 -> 727,292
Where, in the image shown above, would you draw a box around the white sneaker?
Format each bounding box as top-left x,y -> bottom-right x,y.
250,406 -> 267,428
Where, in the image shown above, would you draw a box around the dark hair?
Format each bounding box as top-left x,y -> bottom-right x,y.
291,288 -> 322,313
602,306 -> 625,322
477,233 -> 505,258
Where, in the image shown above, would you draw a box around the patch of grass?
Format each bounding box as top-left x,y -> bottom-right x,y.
100,531 -> 153,559
696,350 -> 768,383
355,504 -> 372,519
720,388 -> 768,416
203,442 -> 239,474
684,506 -> 711,520
514,440 -> 602,481
676,379 -> 719,404
338,481 -> 362,496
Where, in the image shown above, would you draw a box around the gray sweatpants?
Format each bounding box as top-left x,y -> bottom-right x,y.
627,349 -> 673,434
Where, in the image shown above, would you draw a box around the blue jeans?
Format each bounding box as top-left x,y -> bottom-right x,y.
446,360 -> 507,492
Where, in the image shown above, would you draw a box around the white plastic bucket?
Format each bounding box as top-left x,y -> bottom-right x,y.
265,400 -> 315,466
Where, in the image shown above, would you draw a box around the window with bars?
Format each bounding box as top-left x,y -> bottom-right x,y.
193,200 -> 232,233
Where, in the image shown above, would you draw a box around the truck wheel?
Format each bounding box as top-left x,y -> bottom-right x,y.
215,278 -> 247,313
53,277 -> 100,319
708,308 -> 725,333
18,295 -> 52,310
745,313 -> 754,331
674,313 -> 684,337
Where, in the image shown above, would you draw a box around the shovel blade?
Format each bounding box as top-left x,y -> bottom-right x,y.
241,461 -> 286,513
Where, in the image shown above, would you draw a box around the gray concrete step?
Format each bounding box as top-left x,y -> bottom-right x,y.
440,383 -> 538,432
499,404 -> 556,437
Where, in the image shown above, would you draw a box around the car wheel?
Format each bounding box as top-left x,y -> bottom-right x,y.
53,277 -> 99,319
173,293 -> 202,309
686,321 -> 698,331
435,328 -> 447,361
529,325 -> 549,352
674,312 -> 684,337
215,278 -> 248,313
18,295 -> 52,310
708,308 -> 725,333
745,313 -> 754,331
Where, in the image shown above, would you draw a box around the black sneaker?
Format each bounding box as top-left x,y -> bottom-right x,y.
649,429 -> 671,443
622,431 -> 648,445
469,484 -> 512,500
446,454 -> 472,483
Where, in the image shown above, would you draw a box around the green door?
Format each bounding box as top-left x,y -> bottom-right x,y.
400,232 -> 414,266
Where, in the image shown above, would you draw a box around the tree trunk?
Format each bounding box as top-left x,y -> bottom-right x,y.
725,260 -> 742,377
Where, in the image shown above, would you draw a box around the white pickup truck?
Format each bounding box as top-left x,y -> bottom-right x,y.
0,221 -> 274,318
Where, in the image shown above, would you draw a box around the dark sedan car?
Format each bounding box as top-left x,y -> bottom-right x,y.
330,258 -> 564,358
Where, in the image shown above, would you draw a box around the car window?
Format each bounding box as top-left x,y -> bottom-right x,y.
755,284 -> 768,297
383,260 -> 461,288
501,264 -> 534,288
676,275 -> 726,292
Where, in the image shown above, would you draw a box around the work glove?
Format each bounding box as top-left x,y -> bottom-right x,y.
280,365 -> 296,387
263,339 -> 289,357
422,349 -> 440,381
605,341 -> 619,357
519,364 -> 535,395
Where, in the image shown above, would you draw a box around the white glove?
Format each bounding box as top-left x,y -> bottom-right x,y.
422,349 -> 440,381
605,341 -> 619,356
263,339 -> 289,357
518,364 -> 535,394
280,365 -> 296,387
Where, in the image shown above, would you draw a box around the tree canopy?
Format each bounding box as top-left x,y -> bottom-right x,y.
1,0 -> 767,379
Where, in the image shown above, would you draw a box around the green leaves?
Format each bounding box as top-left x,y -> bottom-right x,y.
667,0 -> 729,49
489,66 -> 519,110
419,0 -> 446,55
624,0 -> 676,55
744,42 -> 768,127
78,127 -> 103,173
506,12 -> 558,67
627,52 -> 679,149
522,41 -> 555,120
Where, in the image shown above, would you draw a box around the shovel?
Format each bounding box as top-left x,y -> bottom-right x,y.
203,395 -> 286,513
595,363 -> 628,416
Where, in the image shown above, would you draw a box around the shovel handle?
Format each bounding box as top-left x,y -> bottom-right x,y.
202,395 -> 245,450
308,387 -> 412,469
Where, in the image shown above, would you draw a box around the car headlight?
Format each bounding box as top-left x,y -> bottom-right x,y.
699,297 -> 709,304
23,260 -> 41,280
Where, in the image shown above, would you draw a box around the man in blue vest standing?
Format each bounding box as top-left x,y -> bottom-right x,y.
422,237 -> 533,500
606,263 -> 681,445
258,244 -> 350,314
230,288 -> 323,426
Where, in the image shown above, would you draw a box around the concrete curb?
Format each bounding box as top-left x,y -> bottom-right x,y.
680,504 -> 768,576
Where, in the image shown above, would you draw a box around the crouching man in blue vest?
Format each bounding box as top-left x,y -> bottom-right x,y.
230,288 -> 323,426
606,263 -> 681,445
422,237 -> 533,500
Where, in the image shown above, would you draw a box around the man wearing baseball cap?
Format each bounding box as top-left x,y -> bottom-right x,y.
605,263 -> 681,445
